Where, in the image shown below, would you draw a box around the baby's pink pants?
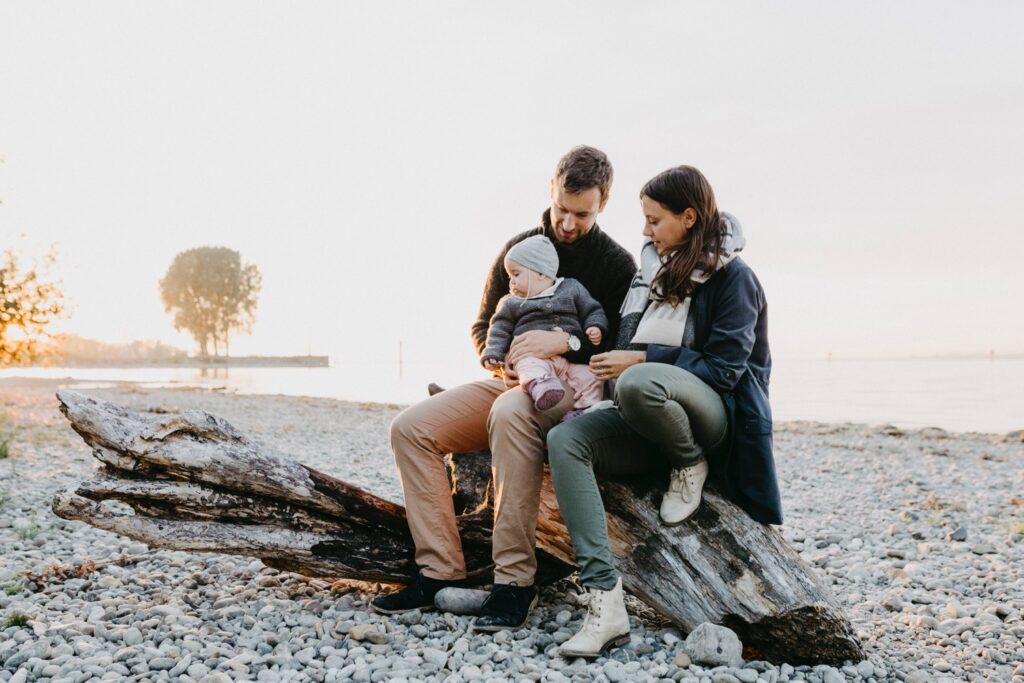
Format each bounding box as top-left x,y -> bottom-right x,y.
514,355 -> 604,410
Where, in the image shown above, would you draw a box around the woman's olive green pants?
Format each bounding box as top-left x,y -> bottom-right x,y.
546,363 -> 728,590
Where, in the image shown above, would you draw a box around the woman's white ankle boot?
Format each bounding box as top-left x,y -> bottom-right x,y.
558,577 -> 631,658
660,458 -> 708,525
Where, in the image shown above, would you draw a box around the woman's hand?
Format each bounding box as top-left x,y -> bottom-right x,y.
507,329 -> 569,366
590,350 -> 646,381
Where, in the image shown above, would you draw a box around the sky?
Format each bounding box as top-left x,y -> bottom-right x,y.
2,1 -> 1022,369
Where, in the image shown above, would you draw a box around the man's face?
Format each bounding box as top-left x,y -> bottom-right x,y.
549,179 -> 608,244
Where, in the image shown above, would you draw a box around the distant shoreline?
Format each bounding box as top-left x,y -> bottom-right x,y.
23,355 -> 330,369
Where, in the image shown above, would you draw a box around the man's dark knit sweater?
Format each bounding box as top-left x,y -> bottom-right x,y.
472,209 -> 637,365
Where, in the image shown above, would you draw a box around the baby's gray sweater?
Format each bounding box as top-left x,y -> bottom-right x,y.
481,278 -> 608,365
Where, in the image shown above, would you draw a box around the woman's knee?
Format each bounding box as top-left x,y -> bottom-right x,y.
546,423 -> 592,471
615,363 -> 666,407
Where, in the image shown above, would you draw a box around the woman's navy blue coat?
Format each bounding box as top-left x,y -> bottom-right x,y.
645,256 -> 783,525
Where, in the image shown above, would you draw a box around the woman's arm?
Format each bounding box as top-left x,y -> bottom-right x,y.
645,267 -> 762,393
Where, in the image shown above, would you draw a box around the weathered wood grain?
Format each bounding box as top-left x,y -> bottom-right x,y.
53,389 -> 862,664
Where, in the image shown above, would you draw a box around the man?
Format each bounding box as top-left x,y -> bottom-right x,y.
371,145 -> 636,630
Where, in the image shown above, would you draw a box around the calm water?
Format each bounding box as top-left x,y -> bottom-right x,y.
3,358 -> 1022,434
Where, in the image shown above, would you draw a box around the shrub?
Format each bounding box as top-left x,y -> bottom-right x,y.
2,611 -> 30,629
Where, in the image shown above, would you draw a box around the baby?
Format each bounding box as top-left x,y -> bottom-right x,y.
481,235 -> 608,420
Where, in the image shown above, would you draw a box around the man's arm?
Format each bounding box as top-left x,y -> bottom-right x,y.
599,251 -> 638,352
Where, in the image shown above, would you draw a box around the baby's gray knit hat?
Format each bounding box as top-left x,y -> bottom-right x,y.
505,235 -> 559,280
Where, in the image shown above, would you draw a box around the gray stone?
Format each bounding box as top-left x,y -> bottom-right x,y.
673,651 -> 691,668
168,653 -> 191,677
349,623 -> 387,644
421,647 -> 448,668
821,667 -> 843,683
433,587 -> 490,615
397,609 -> 422,625
948,527 -> 967,542
881,593 -> 904,611
200,674 -> 234,683
149,656 -> 176,670
188,663 -> 212,678
683,623 -> 743,668
603,661 -> 627,682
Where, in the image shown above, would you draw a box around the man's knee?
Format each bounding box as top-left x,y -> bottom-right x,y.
487,387 -> 534,434
389,404 -> 423,454
489,388 -> 551,468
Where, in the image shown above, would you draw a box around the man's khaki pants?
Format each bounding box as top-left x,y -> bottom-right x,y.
389,376 -> 574,585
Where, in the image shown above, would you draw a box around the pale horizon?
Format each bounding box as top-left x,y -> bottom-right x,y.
3,1 -> 1022,370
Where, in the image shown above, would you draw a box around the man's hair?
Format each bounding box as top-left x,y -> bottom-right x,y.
555,145 -> 613,200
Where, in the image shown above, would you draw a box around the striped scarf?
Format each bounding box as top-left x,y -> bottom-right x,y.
616,212 -> 746,350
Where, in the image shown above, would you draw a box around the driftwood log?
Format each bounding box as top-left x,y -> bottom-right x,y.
52,389 -> 863,664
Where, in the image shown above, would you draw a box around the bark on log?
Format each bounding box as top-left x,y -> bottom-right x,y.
52,390 -> 863,664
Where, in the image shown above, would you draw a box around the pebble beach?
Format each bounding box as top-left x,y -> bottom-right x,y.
1,378 -> 1022,683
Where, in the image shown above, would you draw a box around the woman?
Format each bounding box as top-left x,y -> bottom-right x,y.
546,165 -> 782,659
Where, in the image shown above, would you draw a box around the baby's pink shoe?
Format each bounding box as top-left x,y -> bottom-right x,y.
527,376 -> 565,411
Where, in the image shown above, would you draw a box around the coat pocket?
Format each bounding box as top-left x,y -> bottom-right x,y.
742,417 -> 773,435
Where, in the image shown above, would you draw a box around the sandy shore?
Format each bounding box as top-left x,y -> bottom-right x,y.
1,378 -> 1022,683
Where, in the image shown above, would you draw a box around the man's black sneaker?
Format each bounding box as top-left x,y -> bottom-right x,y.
370,573 -> 466,614
472,583 -> 538,632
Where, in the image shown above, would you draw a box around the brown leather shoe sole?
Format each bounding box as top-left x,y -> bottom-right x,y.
559,631 -> 631,659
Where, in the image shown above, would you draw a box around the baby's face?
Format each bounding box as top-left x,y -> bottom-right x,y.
506,259 -> 554,298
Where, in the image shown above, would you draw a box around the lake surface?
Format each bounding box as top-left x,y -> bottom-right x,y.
3,358 -> 1022,435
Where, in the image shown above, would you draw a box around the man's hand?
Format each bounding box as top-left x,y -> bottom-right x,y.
590,350 -> 646,380
506,329 -> 569,366
585,326 -> 603,346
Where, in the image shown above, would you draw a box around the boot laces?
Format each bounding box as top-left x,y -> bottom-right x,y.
669,466 -> 696,503
576,589 -> 604,629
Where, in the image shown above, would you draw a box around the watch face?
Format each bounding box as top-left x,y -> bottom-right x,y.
569,335 -> 581,351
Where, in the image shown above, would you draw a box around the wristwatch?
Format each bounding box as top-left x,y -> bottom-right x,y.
566,334 -> 581,352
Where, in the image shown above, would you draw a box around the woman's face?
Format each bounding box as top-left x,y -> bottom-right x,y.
641,195 -> 695,255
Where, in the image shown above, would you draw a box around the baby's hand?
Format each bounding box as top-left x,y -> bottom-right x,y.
585,327 -> 603,345
483,358 -> 504,372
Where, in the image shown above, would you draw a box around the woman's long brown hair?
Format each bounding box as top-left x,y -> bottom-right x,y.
641,165 -> 725,306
